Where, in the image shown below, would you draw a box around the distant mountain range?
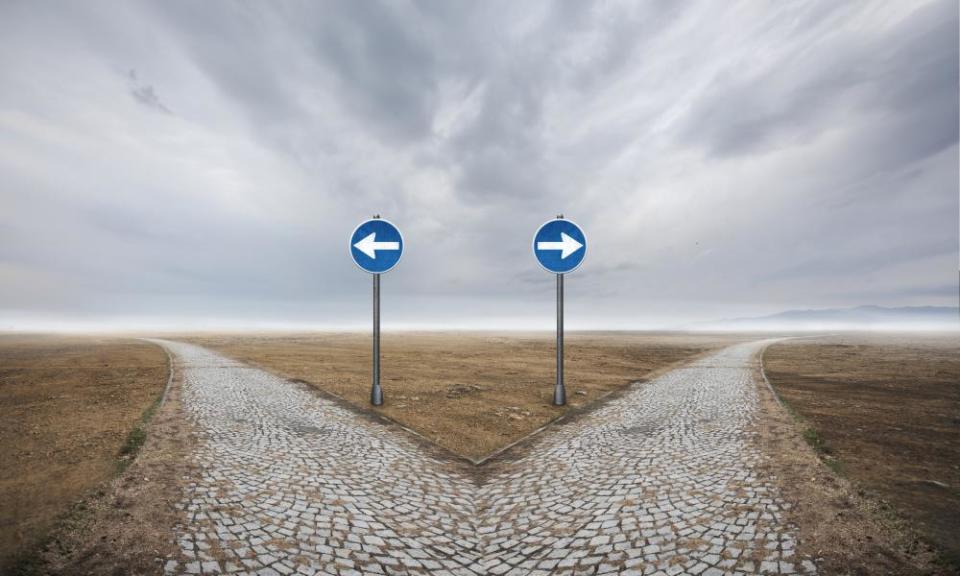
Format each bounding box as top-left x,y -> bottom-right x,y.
701,305 -> 959,331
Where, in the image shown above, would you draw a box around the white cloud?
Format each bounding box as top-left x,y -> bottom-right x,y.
0,0 -> 956,329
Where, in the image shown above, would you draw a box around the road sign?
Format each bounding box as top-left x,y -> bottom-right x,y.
532,216 -> 586,406
351,216 -> 403,407
350,218 -> 404,274
533,218 -> 586,274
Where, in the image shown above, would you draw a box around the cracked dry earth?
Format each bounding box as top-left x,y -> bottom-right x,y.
156,340 -> 817,576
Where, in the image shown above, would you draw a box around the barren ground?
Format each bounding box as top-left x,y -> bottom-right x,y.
0,335 -> 169,573
185,331 -> 746,459
6,331 -> 957,575
763,333 -> 960,573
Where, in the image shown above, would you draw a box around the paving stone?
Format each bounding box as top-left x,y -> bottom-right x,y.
154,340 -> 816,575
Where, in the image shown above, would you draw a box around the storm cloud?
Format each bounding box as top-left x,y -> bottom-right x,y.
0,0 -> 956,330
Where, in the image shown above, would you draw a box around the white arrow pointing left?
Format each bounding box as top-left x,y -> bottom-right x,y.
353,232 -> 400,259
537,232 -> 583,259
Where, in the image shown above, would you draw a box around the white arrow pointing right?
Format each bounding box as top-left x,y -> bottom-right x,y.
537,232 -> 583,259
353,232 -> 400,259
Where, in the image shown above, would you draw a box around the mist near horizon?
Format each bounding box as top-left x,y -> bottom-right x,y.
1,1 -> 958,330
3,305 -> 957,334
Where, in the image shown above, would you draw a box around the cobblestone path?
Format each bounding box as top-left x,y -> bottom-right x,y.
157,340 -> 816,576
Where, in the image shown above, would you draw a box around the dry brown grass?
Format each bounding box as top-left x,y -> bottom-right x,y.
35,343 -> 195,576
185,331 -> 745,460
0,335 -> 169,573
762,333 -> 960,574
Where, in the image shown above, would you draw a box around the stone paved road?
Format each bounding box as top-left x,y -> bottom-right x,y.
157,340 -> 816,576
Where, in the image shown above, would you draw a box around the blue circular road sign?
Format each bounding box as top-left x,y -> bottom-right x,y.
533,219 -> 586,274
350,219 -> 404,274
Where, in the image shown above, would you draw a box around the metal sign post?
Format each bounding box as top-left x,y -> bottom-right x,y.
372,273 -> 382,405
350,215 -> 403,406
555,272 -> 565,405
532,215 -> 586,407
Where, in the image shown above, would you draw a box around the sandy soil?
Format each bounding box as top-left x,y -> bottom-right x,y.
762,333 -> 960,574
185,331 -> 747,460
0,336 -> 169,573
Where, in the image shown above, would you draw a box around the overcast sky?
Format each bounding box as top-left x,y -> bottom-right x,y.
1,0 -> 957,330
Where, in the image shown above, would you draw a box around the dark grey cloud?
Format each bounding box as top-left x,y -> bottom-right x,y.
128,69 -> 172,114
680,0 -> 959,159
0,0 -> 956,330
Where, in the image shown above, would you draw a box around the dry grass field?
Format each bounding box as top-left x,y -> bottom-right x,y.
764,333 -> 960,570
187,331 -> 746,460
0,336 -> 169,573
8,330 -> 956,574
